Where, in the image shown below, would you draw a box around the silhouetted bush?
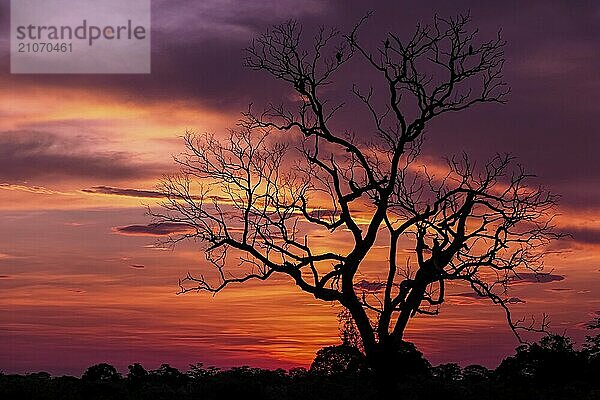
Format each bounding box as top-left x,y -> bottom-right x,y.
432,363 -> 462,381
495,335 -> 587,384
310,344 -> 367,376
82,363 -> 121,383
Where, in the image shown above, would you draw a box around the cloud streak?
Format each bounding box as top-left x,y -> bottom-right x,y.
82,186 -> 218,201
509,273 -> 565,285
83,186 -> 166,199
0,183 -> 66,195
353,279 -> 387,292
0,131 -> 158,182
113,222 -> 193,236
565,227 -> 600,246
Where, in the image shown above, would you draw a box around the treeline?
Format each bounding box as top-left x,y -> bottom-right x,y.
1,330 -> 599,400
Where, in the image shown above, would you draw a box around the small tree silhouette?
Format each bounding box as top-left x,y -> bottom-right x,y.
310,344 -> 367,376
126,363 -> 148,386
153,12 -> 561,390
462,364 -> 491,383
432,363 -> 462,382
82,363 -> 121,383
149,364 -> 188,388
337,308 -> 363,352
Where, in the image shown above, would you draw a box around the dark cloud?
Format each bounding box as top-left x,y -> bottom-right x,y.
82,186 -> 228,202
83,186 -> 166,199
113,222 -> 193,236
129,264 -> 145,269
509,273 -> 565,285
354,272 -> 565,297
2,0 -> 600,209
353,279 -> 386,292
563,227 -> 600,246
0,131 -> 159,182
0,0 -> 329,111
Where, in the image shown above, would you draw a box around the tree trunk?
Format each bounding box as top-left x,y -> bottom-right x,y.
368,342 -> 401,397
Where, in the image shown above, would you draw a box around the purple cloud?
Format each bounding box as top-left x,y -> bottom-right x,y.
82,186 -> 221,201
113,222 -> 193,236
509,273 -> 565,285
0,1 -> 599,215
0,131 -> 158,182
564,227 -> 600,246
83,186 -> 166,199
354,279 -> 386,292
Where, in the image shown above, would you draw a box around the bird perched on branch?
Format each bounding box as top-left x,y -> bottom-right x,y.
295,78 -> 305,92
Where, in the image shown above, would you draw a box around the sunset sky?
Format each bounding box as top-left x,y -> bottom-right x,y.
1,0 -> 599,376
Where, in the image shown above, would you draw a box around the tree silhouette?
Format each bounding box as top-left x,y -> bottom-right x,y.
432,363 -> 462,382
584,316 -> 600,382
126,363 -> 148,388
495,335 -> 585,384
153,12 -> 561,389
310,344 -> 367,376
461,364 -> 491,383
149,363 -> 188,388
82,363 -> 121,383
337,308 -> 363,352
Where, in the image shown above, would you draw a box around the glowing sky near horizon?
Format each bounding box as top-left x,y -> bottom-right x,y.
1,0 -> 600,376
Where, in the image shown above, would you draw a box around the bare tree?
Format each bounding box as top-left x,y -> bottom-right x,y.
153,13 -> 561,390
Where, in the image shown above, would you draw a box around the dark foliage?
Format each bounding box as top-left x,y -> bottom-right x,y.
310,344 -> 367,376
2,333 -> 600,400
82,363 -> 121,383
